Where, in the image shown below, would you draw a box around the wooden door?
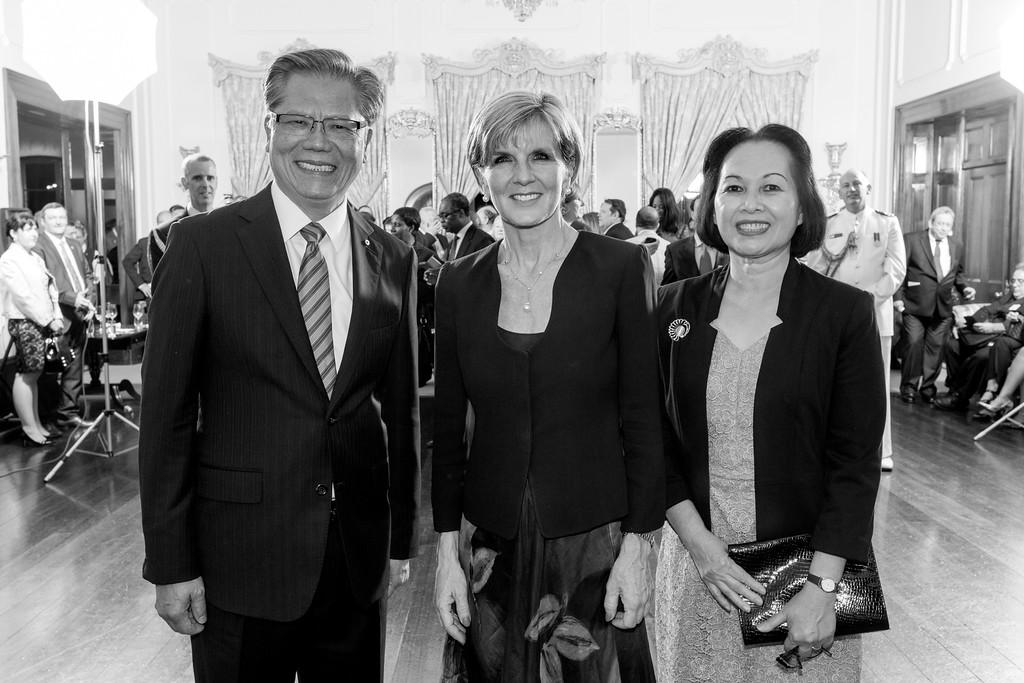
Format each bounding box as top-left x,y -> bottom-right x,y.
960,111 -> 1011,299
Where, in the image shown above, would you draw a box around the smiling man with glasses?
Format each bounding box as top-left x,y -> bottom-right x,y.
139,48 -> 420,683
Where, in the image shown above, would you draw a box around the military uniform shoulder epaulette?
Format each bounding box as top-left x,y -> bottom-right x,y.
874,209 -> 894,217
827,211 -> 839,219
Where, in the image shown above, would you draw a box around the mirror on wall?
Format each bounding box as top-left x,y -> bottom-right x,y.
592,109 -> 642,229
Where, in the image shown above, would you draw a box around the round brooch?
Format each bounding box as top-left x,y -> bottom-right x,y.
668,318 -> 690,341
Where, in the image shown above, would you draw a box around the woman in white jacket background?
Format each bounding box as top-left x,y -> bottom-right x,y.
0,213 -> 64,446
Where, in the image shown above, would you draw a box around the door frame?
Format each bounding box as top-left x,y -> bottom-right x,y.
894,74 -> 1024,271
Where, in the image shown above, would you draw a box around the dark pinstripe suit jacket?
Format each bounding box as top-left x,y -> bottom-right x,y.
139,186 -> 420,620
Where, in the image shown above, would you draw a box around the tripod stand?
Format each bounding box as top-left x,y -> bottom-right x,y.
44,100 -> 138,483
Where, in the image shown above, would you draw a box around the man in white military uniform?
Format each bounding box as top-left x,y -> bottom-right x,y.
805,169 -> 906,472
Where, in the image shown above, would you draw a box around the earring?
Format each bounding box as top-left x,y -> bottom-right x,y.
482,193 -> 489,202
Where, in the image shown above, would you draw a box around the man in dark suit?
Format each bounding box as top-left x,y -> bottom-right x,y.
148,153 -> 219,273
139,48 -> 420,682
122,210 -> 167,301
34,202 -> 94,429
895,206 -> 975,404
661,231 -> 726,285
438,192 -> 494,260
598,198 -> 632,239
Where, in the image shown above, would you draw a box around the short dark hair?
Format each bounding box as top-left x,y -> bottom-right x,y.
264,48 -> 384,124
441,193 -> 470,215
603,198 -> 626,221
6,212 -> 36,240
392,206 -> 421,230
697,124 -> 826,258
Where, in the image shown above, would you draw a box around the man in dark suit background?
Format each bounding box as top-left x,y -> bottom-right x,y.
148,153 -> 219,273
438,192 -> 494,260
34,202 -> 94,430
895,205 -> 975,403
140,48 -> 420,682
661,196 -> 725,285
598,198 -> 632,239
122,209 -> 168,301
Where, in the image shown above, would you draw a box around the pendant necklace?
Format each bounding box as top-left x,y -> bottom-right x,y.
501,235 -> 568,312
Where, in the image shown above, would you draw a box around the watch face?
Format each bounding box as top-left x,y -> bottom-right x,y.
820,578 -> 837,592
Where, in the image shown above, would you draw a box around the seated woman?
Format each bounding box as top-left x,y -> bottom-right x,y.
982,344 -> 1024,414
433,90 -> 662,681
655,124 -> 884,680
934,263 -> 1024,414
0,213 -> 65,446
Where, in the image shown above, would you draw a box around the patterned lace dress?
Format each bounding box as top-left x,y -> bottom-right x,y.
655,331 -> 862,682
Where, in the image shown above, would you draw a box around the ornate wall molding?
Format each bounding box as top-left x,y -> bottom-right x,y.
634,35 -> 818,81
425,37 -> 604,79
594,107 -> 641,131
387,109 -> 436,139
178,145 -> 200,158
211,42 -> 395,85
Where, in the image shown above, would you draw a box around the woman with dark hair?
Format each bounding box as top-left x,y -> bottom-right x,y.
655,124 -> 884,680
433,90 -> 662,681
0,213 -> 64,446
648,187 -> 683,239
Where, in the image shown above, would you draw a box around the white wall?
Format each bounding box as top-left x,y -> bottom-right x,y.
0,0 -> 1015,228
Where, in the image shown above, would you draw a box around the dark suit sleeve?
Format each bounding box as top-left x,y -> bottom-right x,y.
431,263 -> 468,533
376,247 -> 421,560
139,225 -> 205,585
661,248 -> 678,286
122,239 -> 147,288
656,284 -> 691,508
953,242 -> 969,295
616,246 -> 665,533
812,290 -> 884,562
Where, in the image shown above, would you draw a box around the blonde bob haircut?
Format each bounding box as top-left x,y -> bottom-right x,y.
465,91 -> 584,188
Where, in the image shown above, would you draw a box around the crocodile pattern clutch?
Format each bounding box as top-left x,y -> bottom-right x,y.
728,533 -> 889,646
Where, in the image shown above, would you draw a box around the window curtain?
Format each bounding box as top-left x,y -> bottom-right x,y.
634,37 -> 817,196
208,48 -> 395,217
425,40 -> 604,205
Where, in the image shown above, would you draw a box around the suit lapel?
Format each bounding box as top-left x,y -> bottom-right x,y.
329,206 -> 381,410
234,187 -> 324,394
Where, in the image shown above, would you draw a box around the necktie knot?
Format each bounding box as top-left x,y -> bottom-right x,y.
300,222 -> 326,244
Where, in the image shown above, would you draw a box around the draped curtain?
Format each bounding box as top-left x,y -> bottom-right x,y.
209,48 -> 394,216
425,40 -> 604,204
634,37 -> 817,196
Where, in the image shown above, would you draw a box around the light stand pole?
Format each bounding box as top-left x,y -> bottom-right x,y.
44,100 -> 138,483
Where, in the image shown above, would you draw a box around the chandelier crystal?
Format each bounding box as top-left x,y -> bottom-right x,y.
501,0 -> 547,22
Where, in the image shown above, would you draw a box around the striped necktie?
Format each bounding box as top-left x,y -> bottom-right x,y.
298,222 -> 336,396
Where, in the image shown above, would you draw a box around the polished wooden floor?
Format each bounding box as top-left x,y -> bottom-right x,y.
1,371 -> 1022,682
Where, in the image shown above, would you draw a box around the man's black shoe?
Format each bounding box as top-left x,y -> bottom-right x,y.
919,389 -> 936,404
934,393 -> 969,412
899,387 -> 917,404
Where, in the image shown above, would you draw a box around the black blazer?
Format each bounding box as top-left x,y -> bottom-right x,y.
34,231 -> 91,322
661,236 -> 727,285
139,186 -> 420,620
898,230 -> 968,318
658,260 -> 883,562
450,225 -> 494,260
122,236 -> 153,294
604,222 -> 632,240
433,232 -> 664,539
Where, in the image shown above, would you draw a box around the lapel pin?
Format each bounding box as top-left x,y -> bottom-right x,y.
668,318 -> 691,342
363,239 -> 371,247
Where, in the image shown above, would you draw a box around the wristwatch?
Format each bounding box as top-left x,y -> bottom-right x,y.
807,573 -> 838,593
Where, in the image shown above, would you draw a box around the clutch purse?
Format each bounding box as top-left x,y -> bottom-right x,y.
43,336 -> 76,375
727,533 -> 889,646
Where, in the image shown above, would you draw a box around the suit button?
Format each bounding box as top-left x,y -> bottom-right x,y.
327,417 -> 338,425
315,483 -> 328,496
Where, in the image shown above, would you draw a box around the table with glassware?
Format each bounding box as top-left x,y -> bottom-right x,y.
84,301 -> 148,397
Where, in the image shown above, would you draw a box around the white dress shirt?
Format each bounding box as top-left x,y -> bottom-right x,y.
449,222 -> 472,260
928,233 -> 950,279
271,182 -> 353,370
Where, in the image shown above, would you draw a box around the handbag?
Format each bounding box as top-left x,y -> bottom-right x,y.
43,335 -> 76,374
727,533 -> 889,646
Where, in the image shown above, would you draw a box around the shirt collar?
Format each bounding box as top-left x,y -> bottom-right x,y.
693,232 -> 704,248
454,221 -> 472,240
271,181 -> 349,245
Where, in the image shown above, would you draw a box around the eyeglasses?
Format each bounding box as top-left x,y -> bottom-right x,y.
269,113 -> 367,139
1009,278 -> 1024,285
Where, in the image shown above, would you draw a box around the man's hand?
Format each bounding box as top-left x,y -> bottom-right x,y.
74,292 -> 93,311
893,300 -> 906,314
155,577 -> 207,635
139,282 -> 153,298
48,319 -> 64,334
603,533 -> 653,629
963,286 -> 977,301
389,559 -> 411,597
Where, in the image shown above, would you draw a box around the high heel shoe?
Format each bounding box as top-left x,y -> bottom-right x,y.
21,431 -> 53,447
975,398 -> 1012,420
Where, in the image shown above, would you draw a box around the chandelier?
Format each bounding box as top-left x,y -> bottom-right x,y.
499,0 -> 548,22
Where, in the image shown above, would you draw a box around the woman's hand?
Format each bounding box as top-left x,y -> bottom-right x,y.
757,582 -> 837,658
434,531 -> 471,644
688,527 -> 765,613
603,533 -> 653,629
48,319 -> 64,334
